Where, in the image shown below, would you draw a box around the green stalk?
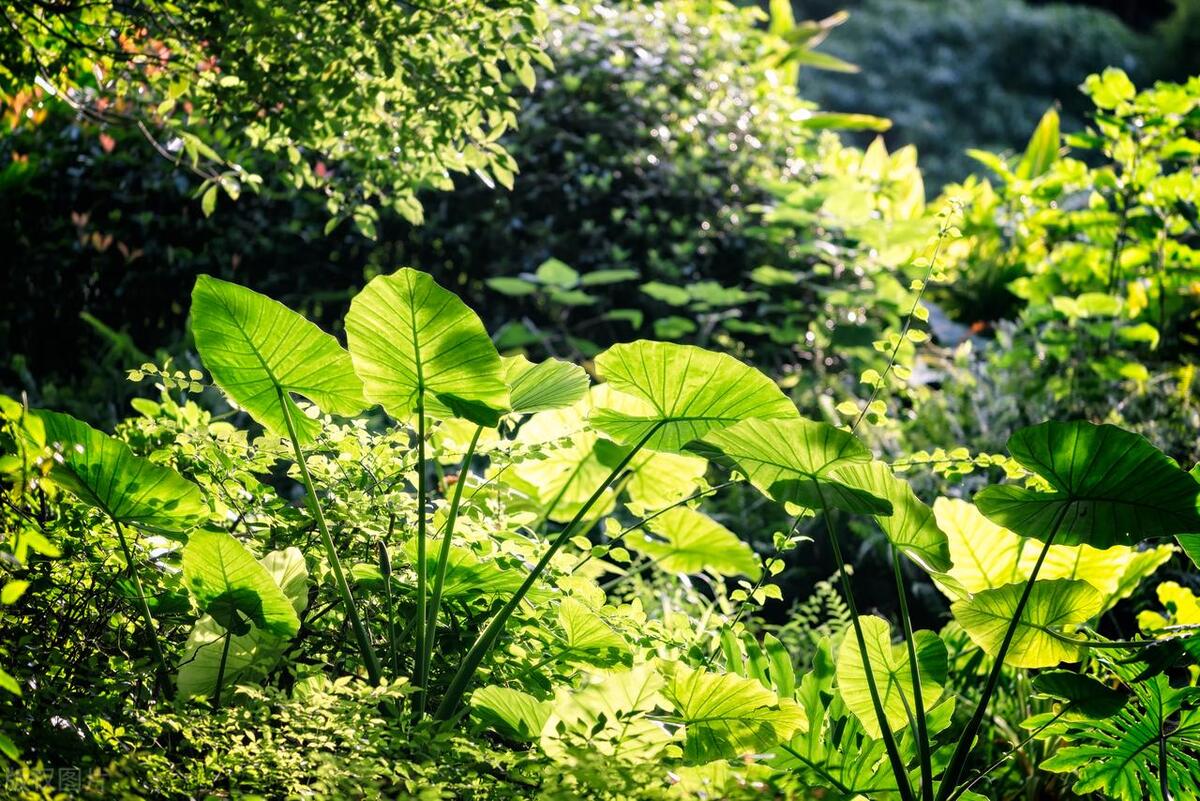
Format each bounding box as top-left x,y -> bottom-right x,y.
818,499 -> 916,801
413,400 -> 429,714
418,423 -> 482,716
277,387 -> 381,684
212,628 -> 233,709
380,535 -> 399,675
113,519 -> 172,698
894,548 -> 933,801
434,425 -> 660,720
935,507 -> 1068,801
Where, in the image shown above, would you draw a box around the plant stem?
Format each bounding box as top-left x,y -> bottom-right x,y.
819,497 -> 916,801
413,401 -> 429,715
212,628 -> 233,709
277,387 -> 381,684
434,425 -> 659,720
380,523 -> 399,675
419,423 -> 482,716
894,548 -> 933,801
113,520 -> 172,698
948,707 -> 1067,801
935,507 -> 1068,801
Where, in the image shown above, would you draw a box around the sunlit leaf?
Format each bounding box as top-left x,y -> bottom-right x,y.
952,579 -> 1102,668
590,341 -> 797,452
663,662 -> 805,763
191,275 -> 367,445
346,268 -> 510,426
692,417 -> 891,515
33,409 -> 206,535
181,530 -> 300,637
471,686 -> 553,742
501,354 -> 589,414
634,507 -> 761,579
835,615 -> 946,738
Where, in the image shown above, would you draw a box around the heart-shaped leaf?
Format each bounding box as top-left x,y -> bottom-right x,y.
191,275 -> 367,445
34,409 -> 206,535
175,547 -> 307,698
590,340 -> 797,453
182,530 -> 300,638
634,506 -> 761,579
952,578 -> 1102,668
346,268 -> 509,426
975,421 -> 1200,547
691,417 -> 892,515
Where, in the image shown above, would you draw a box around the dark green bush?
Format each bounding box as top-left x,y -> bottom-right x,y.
395,1 -> 814,313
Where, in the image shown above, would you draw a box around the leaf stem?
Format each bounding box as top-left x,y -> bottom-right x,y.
113,520 -> 172,699
413,402 -> 429,716
893,548 -> 933,801
818,495 -> 916,801
434,425 -> 660,720
212,628 -> 233,709
420,423 -> 483,715
935,507 -> 1068,801
277,387 -> 381,684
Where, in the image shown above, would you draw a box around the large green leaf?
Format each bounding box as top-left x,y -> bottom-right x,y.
557,598 -> 631,667
540,664 -> 670,762
975,421 -> 1200,547
181,530 -> 300,637
1031,670 -> 1127,720
34,409 -> 206,535
835,615 -> 946,739
590,341 -> 797,452
191,275 -> 367,445
470,686 -> 553,742
634,507 -> 761,579
501,355 -> 589,414
1176,465 -> 1200,569
663,662 -> 805,763
345,268 -> 509,426
834,461 -> 950,571
951,579 -> 1102,668
1039,657 -> 1200,801
935,497 -> 1174,612
691,417 -> 892,515
176,547 -> 307,699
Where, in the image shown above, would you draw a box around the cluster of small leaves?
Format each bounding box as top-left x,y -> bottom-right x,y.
126,363 -> 205,394
0,0 -> 548,233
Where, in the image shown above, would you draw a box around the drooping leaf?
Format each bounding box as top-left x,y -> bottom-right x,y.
557,598 -> 631,667
692,417 -> 891,515
181,531 -> 300,637
634,507 -> 761,579
1176,465 -> 1200,568
590,341 -> 797,452
663,662 -> 805,763
835,615 -> 946,738
191,275 -> 367,445
833,461 -> 950,571
176,548 -> 307,698
1031,670 -> 1127,719
501,354 -> 589,414
345,268 -> 510,426
952,579 -> 1102,668
974,421 -> 1200,547
33,409 -> 206,535
471,686 -> 553,742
